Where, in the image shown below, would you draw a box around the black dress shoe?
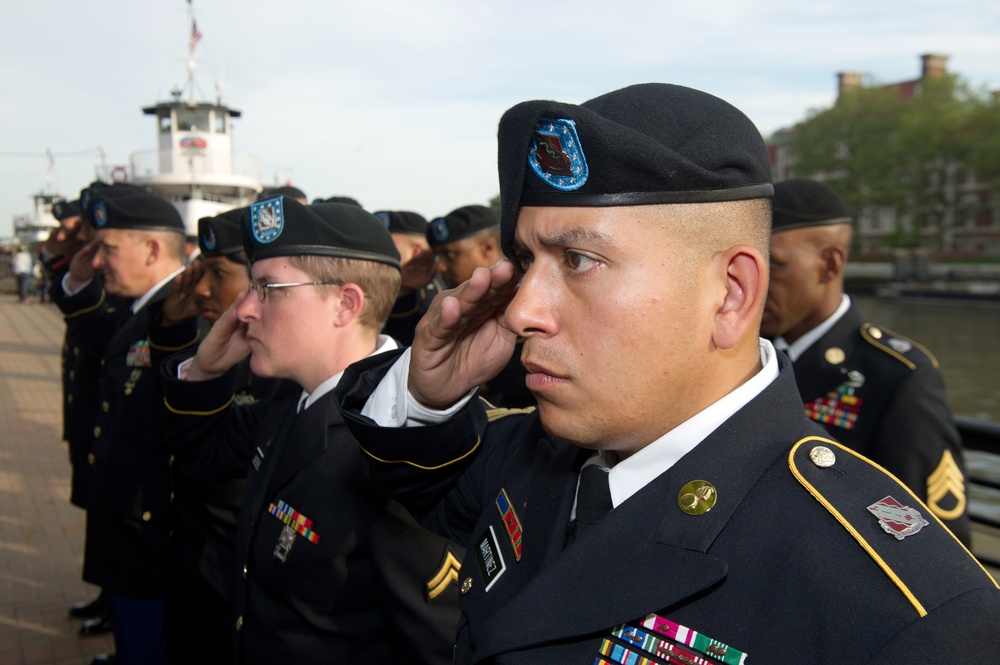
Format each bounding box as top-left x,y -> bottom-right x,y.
69,596 -> 105,619
91,654 -> 116,665
80,614 -> 113,636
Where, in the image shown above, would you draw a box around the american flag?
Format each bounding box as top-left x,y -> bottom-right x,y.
190,19 -> 202,52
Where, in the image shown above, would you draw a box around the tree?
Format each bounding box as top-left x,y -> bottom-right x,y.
789,74 -> 1000,251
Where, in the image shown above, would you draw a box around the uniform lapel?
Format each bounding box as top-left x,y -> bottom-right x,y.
476,359 -> 812,659
265,390 -> 339,494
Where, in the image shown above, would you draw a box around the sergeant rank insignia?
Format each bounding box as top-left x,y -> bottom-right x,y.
495,488 -> 523,561
867,495 -> 929,540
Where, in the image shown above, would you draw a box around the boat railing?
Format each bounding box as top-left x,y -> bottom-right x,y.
956,416 -> 1000,570
129,149 -> 260,181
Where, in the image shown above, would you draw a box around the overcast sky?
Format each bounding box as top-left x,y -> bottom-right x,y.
2,0 -> 999,237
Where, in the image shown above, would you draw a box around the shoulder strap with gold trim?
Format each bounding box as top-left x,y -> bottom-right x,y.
789,436 -> 997,617
860,323 -> 940,370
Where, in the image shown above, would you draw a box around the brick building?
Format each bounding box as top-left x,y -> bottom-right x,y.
767,54 -> 1000,259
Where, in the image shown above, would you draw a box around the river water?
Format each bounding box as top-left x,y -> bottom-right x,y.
852,294 -> 1000,521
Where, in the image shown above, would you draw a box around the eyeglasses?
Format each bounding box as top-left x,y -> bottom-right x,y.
246,281 -> 342,302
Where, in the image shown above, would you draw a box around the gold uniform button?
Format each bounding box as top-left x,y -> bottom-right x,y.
810,446 -> 837,468
869,326 -> 883,339
460,577 -> 473,595
88,453 -> 96,465
102,401 -> 110,413
93,426 -> 102,438
67,395 -> 74,404
69,370 -> 76,380
142,511 -> 152,521
824,347 -> 845,365
100,359 -> 106,366
169,454 -> 176,466
169,492 -> 175,502
236,616 -> 244,631
74,347 -> 80,357
243,565 -> 248,579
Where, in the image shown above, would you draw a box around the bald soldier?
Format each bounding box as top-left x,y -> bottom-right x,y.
335,83 -> 1000,663
761,178 -> 970,544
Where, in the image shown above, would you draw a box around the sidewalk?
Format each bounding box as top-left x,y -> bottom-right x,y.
0,295 -> 114,665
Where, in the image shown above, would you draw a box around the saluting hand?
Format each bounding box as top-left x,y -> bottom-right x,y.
399,245 -> 438,294
161,261 -> 204,327
409,259 -> 519,409
188,289 -> 252,380
64,240 -> 99,292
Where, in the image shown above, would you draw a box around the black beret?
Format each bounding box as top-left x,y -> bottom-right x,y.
198,207 -> 246,257
79,182 -> 149,225
427,205 -> 498,248
771,179 -> 853,232
374,210 -> 428,236
90,192 -> 185,234
497,83 -> 774,257
241,196 -> 400,269
259,185 -> 307,202
52,199 -> 82,221
316,196 -> 363,208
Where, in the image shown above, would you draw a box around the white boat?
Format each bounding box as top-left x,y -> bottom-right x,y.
126,5 -> 260,235
12,192 -> 61,245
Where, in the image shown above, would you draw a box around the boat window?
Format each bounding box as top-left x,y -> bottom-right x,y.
176,108 -> 210,132
214,113 -> 227,134
159,113 -> 172,133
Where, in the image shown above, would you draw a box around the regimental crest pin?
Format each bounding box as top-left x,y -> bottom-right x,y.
867,495 -> 929,540
528,118 -> 588,191
495,488 -> 523,561
250,197 -> 284,244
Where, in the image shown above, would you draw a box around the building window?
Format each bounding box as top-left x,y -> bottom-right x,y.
214,112 -> 226,134
176,108 -> 210,132
159,113 -> 172,133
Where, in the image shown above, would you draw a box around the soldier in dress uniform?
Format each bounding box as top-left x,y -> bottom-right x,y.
335,83 -> 1000,663
760,178 -> 971,545
375,210 -> 444,347
427,205 -> 533,407
157,208 -> 282,665
160,197 -> 462,664
53,189 -> 199,665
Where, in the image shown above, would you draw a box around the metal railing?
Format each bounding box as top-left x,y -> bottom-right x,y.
957,416 -> 1000,569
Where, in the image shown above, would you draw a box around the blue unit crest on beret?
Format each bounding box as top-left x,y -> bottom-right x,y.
202,226 -> 217,251
528,118 -> 588,191
250,197 -> 284,244
94,200 -> 108,227
374,211 -> 391,229
430,217 -> 449,243
53,202 -> 64,218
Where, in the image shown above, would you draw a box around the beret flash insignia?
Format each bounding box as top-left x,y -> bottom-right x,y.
374,211 -> 391,229
202,226 -> 217,251
528,118 -> 588,191
430,217 -> 449,243
94,200 -> 108,227
250,197 -> 285,244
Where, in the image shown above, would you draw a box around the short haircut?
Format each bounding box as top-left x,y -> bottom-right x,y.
288,255 -> 401,333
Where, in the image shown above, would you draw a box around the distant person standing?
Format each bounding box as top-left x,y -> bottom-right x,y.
12,245 -> 34,302
760,178 -> 970,544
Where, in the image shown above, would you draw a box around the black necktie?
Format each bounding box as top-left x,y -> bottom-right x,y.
572,465 -> 613,543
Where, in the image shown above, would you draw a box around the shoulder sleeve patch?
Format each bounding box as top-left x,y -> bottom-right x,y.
788,437 -> 997,617
860,323 -> 939,370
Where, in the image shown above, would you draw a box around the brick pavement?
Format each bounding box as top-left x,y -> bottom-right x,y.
0,295 -> 114,665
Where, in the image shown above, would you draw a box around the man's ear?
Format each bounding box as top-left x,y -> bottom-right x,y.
334,283 -> 366,326
819,245 -> 847,283
713,245 -> 767,350
145,236 -> 160,265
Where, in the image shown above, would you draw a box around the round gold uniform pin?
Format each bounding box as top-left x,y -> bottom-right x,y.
809,446 -> 836,468
678,480 -> 717,515
824,347 -> 845,365
869,327 -> 883,339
